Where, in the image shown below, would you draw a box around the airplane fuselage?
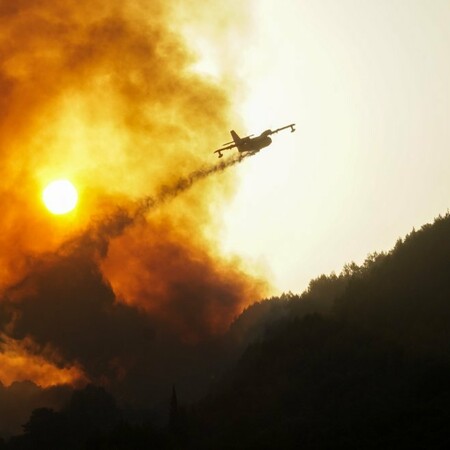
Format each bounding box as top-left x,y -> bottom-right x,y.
237,131 -> 272,153
213,124 -> 295,158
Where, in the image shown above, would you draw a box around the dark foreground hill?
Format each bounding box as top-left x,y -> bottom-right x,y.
3,213 -> 450,449
188,213 -> 450,449
190,315 -> 450,449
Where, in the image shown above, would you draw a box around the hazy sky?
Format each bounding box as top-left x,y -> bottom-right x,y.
0,0 -> 449,431
197,0 -> 450,294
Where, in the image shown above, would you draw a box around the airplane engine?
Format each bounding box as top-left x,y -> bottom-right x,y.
261,136 -> 272,148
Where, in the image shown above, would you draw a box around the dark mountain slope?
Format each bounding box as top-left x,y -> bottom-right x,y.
189,214 -> 450,449
192,315 -> 450,449
335,213 -> 450,358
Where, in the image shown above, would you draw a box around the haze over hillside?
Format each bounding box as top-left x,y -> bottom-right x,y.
2,212 -> 450,448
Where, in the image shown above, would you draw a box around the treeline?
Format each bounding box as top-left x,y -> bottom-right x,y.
1,385 -> 170,450
188,213 -> 450,448
3,213 -> 450,449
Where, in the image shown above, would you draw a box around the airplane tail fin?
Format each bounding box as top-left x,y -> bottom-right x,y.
230,130 -> 242,144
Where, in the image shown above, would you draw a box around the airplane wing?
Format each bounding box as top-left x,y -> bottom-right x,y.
214,143 -> 237,152
269,123 -> 296,135
213,143 -> 237,158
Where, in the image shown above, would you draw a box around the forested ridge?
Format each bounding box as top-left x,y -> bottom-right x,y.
2,213 -> 450,449
190,213 -> 450,449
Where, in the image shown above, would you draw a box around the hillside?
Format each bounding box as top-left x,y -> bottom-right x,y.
3,213 -> 450,449
228,213 -> 450,358
190,213 -> 450,449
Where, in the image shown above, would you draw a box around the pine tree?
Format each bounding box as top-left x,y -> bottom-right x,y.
169,385 -> 178,434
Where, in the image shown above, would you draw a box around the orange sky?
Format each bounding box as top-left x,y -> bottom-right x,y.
0,0 -> 269,388
3,0 -> 449,392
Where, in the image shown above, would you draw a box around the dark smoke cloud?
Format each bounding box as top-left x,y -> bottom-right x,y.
0,159 -> 262,417
0,0 -> 269,435
4,249 -> 155,381
2,153 -> 256,382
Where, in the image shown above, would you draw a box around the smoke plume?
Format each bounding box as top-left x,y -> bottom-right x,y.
0,0 -> 268,422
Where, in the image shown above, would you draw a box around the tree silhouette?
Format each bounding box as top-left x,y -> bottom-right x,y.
169,385 -> 178,434
21,407 -> 67,450
65,384 -> 121,439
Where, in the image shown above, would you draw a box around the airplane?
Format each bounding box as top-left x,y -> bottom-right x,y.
213,123 -> 295,158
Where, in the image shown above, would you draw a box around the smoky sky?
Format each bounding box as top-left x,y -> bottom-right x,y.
0,0 -> 269,427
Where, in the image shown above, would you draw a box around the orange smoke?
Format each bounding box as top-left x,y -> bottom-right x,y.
0,335 -> 87,388
102,217 -> 267,342
0,0 -> 269,389
0,0 -> 231,285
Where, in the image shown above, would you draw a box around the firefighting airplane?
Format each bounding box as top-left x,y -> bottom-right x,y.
213,123 -> 296,158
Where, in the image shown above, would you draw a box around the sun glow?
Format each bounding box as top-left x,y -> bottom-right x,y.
43,179 -> 78,215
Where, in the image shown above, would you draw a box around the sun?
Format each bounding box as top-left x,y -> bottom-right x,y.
43,179 -> 78,215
